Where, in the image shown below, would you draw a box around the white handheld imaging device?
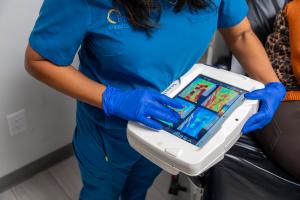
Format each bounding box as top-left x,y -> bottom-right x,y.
127,64 -> 264,176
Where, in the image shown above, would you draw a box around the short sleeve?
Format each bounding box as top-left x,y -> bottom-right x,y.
29,0 -> 90,66
217,0 -> 249,29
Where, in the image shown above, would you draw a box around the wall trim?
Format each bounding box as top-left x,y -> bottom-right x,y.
0,144 -> 73,193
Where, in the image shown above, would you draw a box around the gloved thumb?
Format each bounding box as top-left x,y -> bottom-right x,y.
244,89 -> 265,100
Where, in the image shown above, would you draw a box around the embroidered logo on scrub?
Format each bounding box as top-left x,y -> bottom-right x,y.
107,9 -> 129,30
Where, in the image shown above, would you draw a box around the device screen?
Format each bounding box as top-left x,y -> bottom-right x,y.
156,75 -> 247,146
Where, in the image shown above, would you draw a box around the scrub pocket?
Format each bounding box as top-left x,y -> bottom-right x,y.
104,115 -> 127,130
73,112 -> 140,168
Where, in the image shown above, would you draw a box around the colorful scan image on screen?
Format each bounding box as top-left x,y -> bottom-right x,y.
177,107 -> 219,138
202,86 -> 239,114
179,77 -> 217,103
173,97 -> 196,118
158,97 -> 196,127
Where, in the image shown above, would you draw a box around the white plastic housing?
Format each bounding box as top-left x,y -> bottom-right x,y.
127,64 -> 264,176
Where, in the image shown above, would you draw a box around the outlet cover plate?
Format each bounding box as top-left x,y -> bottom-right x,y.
7,109 -> 28,136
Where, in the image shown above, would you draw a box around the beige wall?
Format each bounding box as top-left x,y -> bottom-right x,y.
0,0 -> 77,177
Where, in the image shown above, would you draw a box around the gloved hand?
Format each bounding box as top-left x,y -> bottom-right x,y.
102,86 -> 182,130
242,82 -> 286,134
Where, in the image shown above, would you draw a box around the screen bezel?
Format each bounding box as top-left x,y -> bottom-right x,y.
156,74 -> 248,147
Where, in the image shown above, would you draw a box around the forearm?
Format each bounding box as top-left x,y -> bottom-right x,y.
228,31 -> 279,83
220,18 -> 279,84
25,45 -> 106,108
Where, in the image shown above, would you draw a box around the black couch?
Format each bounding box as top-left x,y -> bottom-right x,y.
202,0 -> 300,199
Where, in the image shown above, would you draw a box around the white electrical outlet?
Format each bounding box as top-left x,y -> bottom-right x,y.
7,109 -> 28,136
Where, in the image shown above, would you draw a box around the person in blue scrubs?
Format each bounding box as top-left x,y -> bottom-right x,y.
25,0 -> 286,199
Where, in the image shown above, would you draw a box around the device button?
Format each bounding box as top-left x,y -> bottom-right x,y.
165,148 -> 183,157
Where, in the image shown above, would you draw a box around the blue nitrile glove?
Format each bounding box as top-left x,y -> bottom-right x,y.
102,86 -> 183,130
242,82 -> 286,134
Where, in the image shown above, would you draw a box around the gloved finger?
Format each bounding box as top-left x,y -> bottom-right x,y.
242,111 -> 268,133
140,117 -> 164,130
156,102 -> 181,119
154,94 -> 183,109
246,110 -> 267,125
147,108 -> 180,124
244,89 -> 266,100
242,118 -> 269,134
148,102 -> 181,120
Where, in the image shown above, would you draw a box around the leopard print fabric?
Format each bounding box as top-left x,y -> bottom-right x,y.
265,7 -> 300,91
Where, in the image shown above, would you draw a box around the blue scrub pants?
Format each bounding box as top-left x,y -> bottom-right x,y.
72,112 -> 161,200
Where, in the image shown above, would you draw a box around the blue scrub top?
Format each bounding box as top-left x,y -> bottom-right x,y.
30,0 -> 248,129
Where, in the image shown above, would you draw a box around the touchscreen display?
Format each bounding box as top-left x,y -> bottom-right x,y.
156,75 -> 247,146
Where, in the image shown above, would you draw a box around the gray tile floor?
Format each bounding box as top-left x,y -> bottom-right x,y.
0,157 -> 190,200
